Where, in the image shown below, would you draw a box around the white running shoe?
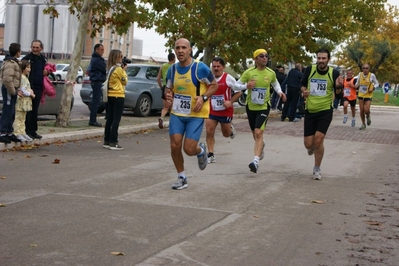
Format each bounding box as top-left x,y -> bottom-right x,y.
343,116 -> 348,124
207,154 -> 216,164
171,176 -> 188,190
313,169 -> 322,180
307,147 -> 315,156
197,143 -> 207,170
230,124 -> 236,139
249,161 -> 258,173
351,119 -> 355,127
16,134 -> 27,141
22,134 -> 33,141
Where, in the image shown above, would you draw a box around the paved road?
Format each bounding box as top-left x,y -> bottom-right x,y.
1,107 -> 399,265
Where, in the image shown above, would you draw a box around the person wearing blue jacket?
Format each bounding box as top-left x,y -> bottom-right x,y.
88,44 -> 106,127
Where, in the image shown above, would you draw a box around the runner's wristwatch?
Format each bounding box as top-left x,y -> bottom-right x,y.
201,95 -> 208,102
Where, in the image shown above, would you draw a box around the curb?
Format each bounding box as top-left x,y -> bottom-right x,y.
0,122 -> 161,152
0,111 -> 280,152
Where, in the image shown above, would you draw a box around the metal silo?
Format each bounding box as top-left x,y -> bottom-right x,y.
4,4 -> 22,51
36,5 -> 53,55
133,39 -> 143,56
20,4 -> 38,52
51,5 -> 70,57
68,11 -> 79,55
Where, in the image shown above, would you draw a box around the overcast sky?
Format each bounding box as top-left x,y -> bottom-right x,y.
1,0 -> 398,59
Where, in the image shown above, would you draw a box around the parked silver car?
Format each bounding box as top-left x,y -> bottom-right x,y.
80,64 -> 163,117
53,64 -> 84,84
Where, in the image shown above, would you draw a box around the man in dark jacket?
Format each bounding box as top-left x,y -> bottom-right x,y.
22,39 -> 47,139
88,44 -> 106,127
271,65 -> 286,110
281,63 -> 303,122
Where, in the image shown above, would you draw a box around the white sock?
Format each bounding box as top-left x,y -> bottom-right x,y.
178,171 -> 186,179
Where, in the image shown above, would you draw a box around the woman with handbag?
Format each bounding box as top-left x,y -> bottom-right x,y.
103,50 -> 128,150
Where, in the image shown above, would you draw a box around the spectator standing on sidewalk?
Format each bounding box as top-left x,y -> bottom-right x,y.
22,40 -> 48,140
271,65 -> 286,110
156,52 -> 175,129
354,63 -> 379,130
301,48 -> 343,180
205,57 -> 241,164
88,43 -> 106,127
342,69 -> 357,127
281,62 -> 303,122
13,60 -> 35,142
103,50 -> 128,150
234,49 -> 286,174
165,38 -> 218,190
0,43 -> 22,144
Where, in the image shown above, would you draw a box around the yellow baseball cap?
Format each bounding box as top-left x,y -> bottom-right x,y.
253,49 -> 268,58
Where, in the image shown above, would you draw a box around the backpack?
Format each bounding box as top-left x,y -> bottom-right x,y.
102,66 -> 116,102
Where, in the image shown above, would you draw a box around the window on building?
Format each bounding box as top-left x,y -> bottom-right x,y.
125,44 -> 129,58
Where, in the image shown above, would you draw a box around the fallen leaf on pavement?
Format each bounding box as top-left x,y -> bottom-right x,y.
53,159 -> 60,164
0,204 -> 6,207
1,176 -> 6,179
30,244 -> 38,247
365,220 -> 382,226
111,252 -> 125,256
311,200 -> 325,204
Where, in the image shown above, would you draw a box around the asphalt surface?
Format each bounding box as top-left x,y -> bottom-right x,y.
1,106 -> 399,266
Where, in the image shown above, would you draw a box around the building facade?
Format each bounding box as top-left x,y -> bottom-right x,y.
3,0 -> 140,59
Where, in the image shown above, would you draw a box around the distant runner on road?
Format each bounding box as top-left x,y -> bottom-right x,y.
205,57 -> 241,164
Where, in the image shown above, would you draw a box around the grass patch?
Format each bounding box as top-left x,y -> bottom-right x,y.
371,89 -> 399,106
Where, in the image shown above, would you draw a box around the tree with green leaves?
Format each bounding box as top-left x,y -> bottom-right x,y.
46,0 -> 387,126
141,0 -> 386,69
44,0 -> 153,126
335,4 -> 399,83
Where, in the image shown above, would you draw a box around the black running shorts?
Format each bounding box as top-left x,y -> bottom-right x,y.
304,109 -> 333,136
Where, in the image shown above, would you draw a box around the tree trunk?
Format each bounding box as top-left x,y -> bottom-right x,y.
55,0 -> 94,127
202,45 -> 214,66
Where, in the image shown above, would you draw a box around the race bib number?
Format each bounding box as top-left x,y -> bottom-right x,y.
211,95 -> 225,111
359,85 -> 368,93
310,78 -> 327,96
344,87 -> 351,97
172,94 -> 191,115
251,88 -> 266,105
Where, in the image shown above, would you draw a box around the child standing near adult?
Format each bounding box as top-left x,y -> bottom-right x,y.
14,60 -> 35,142
0,43 -> 22,144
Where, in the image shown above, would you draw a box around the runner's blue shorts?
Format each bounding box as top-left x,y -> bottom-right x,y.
169,114 -> 204,141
